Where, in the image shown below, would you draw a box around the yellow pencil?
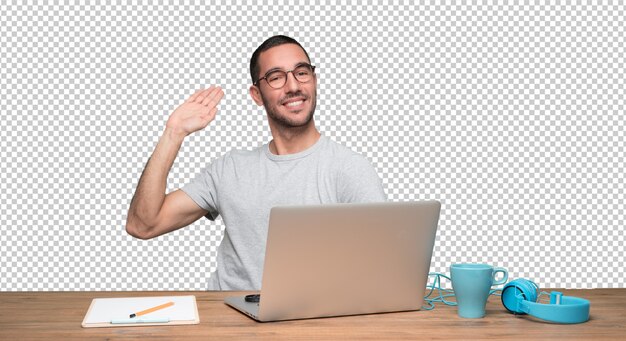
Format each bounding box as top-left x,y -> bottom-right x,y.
129,301 -> 175,318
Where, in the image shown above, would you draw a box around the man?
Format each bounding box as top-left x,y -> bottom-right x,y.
126,35 -> 386,290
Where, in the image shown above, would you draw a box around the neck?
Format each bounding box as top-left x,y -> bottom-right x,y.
268,120 -> 321,155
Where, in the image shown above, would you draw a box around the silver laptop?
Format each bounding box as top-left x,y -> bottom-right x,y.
224,200 -> 441,322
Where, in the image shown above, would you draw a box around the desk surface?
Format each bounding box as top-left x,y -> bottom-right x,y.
1,289 -> 624,340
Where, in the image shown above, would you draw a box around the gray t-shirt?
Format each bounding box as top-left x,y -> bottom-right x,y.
181,135 -> 386,290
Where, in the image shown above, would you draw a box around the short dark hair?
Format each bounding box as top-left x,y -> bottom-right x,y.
250,35 -> 311,84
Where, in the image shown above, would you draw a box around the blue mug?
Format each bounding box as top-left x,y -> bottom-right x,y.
451,263 -> 508,318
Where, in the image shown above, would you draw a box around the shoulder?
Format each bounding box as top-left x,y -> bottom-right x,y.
203,144 -> 266,175
321,137 -> 376,171
322,136 -> 364,159
321,137 -> 386,202
223,145 -> 264,163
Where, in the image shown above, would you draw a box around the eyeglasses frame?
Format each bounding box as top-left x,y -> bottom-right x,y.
253,63 -> 317,89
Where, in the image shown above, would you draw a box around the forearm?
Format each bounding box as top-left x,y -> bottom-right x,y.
127,128 -> 185,232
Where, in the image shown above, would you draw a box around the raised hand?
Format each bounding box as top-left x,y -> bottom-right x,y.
166,86 -> 225,137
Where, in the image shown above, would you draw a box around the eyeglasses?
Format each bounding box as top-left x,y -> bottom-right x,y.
254,63 -> 316,89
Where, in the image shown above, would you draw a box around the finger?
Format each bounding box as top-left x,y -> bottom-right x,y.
200,86 -> 221,106
186,88 -> 206,103
195,85 -> 216,103
202,87 -> 224,107
200,107 -> 218,127
207,106 -> 218,121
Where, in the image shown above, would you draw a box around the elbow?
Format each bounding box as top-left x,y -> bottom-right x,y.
125,215 -> 155,240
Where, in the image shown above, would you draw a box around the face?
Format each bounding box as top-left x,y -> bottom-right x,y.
250,44 -> 317,129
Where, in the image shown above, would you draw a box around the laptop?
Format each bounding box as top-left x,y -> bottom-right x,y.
224,200 -> 441,322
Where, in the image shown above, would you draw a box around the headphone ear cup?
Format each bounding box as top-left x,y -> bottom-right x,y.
501,279 -> 538,314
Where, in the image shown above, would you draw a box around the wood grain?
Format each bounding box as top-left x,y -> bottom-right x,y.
1,289 -> 624,340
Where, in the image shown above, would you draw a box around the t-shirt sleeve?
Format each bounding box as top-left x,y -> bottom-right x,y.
337,154 -> 387,203
181,157 -> 223,221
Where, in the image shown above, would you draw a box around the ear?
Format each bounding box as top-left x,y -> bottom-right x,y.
249,85 -> 264,106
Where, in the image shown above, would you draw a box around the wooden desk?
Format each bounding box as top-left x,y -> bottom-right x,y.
1,289 -> 624,340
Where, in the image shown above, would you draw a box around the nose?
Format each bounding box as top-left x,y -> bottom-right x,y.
284,71 -> 300,92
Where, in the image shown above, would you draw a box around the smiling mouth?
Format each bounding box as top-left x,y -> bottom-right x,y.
285,100 -> 304,107
282,97 -> 307,110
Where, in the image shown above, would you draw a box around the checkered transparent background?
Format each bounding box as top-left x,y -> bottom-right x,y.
1,2 -> 624,291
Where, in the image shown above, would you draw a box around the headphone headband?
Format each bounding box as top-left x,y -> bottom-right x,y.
501,279 -> 590,324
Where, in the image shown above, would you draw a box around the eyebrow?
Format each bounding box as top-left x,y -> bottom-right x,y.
263,62 -> 310,75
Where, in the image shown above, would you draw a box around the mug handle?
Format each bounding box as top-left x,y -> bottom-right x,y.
492,267 -> 508,286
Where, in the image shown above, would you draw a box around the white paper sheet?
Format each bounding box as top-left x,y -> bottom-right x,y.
83,295 -> 197,324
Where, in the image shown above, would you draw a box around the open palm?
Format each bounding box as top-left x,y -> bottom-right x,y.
166,86 -> 225,136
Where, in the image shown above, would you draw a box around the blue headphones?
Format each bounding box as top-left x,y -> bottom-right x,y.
500,279 -> 590,324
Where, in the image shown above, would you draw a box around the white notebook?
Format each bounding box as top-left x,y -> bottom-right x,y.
82,295 -> 199,328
